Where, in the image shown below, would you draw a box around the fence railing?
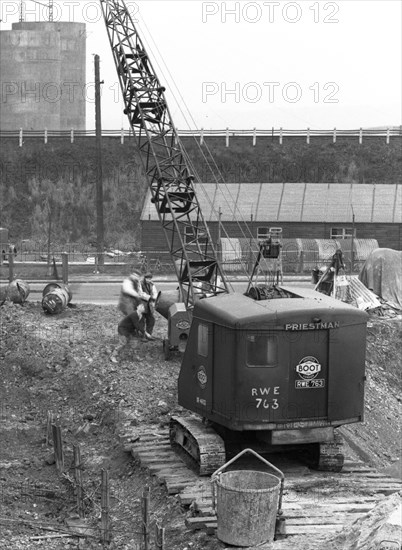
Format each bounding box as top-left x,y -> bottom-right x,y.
0,248 -> 364,278
1,127 -> 401,147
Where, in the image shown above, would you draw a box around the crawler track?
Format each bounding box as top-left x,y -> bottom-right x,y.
118,421 -> 402,548
169,416 -> 226,476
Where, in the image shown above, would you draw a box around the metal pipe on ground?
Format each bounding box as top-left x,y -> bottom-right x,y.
42,283 -> 72,314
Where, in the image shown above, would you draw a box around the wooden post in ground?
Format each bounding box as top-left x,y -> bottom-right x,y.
142,486 -> 150,550
46,411 -> 54,446
101,469 -> 111,543
155,522 -> 165,550
52,423 -> 64,472
8,253 -> 14,282
73,445 -> 84,518
61,253 -> 68,284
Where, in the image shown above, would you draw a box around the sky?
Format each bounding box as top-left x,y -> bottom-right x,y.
0,0 -> 401,131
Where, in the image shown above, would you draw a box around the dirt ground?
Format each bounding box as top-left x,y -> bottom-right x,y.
0,298 -> 400,549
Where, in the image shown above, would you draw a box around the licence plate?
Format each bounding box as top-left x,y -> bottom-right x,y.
295,379 -> 325,389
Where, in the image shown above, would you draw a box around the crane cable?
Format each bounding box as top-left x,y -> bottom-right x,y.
136,15 -> 266,282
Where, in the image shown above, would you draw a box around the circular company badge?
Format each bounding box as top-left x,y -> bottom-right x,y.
196,366 -> 208,389
176,320 -> 190,330
295,356 -> 321,380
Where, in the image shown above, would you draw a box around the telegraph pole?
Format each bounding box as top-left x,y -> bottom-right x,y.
95,55 -> 104,271
351,209 -> 355,275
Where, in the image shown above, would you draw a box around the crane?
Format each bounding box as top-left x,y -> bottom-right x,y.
99,0 -> 368,476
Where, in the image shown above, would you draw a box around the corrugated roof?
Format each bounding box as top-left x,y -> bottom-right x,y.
351,184 -> 374,222
140,183 -> 400,223
278,183 -> 305,222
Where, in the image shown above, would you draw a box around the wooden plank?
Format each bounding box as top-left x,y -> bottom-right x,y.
282,496 -> 381,506
134,448 -> 175,457
148,462 -> 188,474
341,467 -> 379,473
341,472 -> 401,479
284,524 -> 342,535
134,452 -> 177,462
282,501 -> 375,516
163,474 -> 198,484
166,481 -> 197,495
132,443 -> 174,451
284,513 -> 364,525
159,473 -> 197,483
142,457 -> 184,466
185,517 -> 217,531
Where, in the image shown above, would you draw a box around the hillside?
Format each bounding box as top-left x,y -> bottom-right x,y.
0,136 -> 401,247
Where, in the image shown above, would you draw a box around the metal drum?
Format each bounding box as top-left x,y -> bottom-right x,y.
42,283 -> 72,314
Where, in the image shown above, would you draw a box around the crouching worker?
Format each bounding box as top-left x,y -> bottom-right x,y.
140,272 -> 159,338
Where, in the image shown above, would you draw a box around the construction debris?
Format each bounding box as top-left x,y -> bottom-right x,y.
328,492 -> 401,550
0,279 -> 30,305
359,248 -> 402,310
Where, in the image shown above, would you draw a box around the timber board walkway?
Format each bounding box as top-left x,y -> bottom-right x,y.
118,423 -> 402,548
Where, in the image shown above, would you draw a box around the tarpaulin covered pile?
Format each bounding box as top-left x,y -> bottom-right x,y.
359,248 -> 402,310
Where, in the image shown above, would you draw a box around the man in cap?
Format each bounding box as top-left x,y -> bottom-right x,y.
117,270 -> 158,342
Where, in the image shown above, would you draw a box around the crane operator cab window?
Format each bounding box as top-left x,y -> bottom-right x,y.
247,334 -> 278,367
198,323 -> 209,357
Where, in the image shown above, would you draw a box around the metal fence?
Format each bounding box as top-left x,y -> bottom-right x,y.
1,127 -> 401,147
0,236 -> 380,278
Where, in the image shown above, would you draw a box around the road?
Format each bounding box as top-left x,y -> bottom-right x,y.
26,279 -> 313,304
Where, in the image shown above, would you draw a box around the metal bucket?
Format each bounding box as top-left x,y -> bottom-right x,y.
42,283 -> 72,314
212,449 -> 284,547
7,279 -> 30,304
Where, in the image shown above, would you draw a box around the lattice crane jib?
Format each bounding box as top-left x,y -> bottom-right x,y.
99,0 -> 229,307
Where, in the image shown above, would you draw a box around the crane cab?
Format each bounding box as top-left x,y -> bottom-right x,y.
178,287 -> 368,448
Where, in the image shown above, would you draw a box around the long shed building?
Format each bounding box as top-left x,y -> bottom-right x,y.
140,183 -> 401,263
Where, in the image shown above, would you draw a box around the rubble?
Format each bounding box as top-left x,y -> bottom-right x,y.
328,492 -> 401,550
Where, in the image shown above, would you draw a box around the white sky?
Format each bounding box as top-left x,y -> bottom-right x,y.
0,0 -> 401,130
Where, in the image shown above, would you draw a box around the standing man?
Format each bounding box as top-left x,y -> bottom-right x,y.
117,270 -> 158,342
117,271 -> 150,342
140,272 -> 159,338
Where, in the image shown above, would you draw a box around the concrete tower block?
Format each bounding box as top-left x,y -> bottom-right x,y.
0,22 -> 86,131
